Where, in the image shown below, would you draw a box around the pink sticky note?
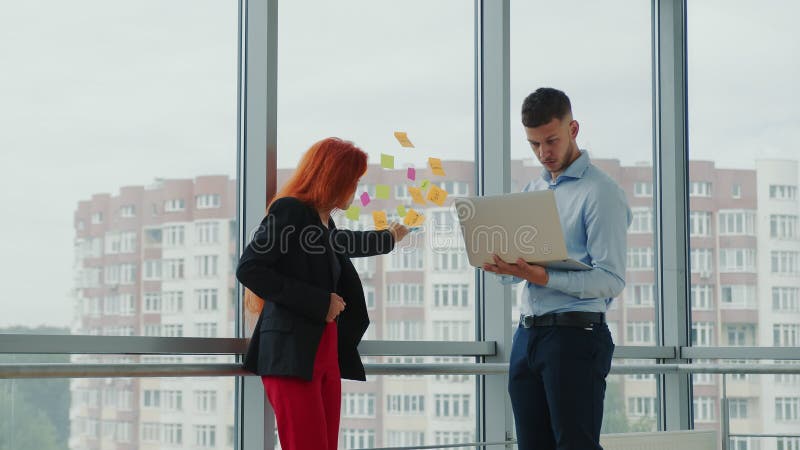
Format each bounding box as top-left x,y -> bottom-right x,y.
407,167 -> 416,181
360,192 -> 371,207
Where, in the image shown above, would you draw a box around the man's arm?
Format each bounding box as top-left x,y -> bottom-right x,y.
544,186 -> 631,299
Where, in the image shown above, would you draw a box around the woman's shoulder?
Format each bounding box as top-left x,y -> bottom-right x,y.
269,196 -> 311,214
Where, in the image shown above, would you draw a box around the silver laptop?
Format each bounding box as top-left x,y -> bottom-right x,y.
453,190 -> 592,271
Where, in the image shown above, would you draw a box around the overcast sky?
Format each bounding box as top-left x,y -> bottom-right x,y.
1,0 -> 797,328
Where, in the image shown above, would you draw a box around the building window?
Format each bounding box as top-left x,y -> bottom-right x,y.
626,283 -> 655,307
689,181 -> 712,197
726,325 -> 754,346
774,324 -> 800,347
120,205 -> 136,218
386,394 -> 425,415
439,180 -> 469,196
394,184 -> 410,201
195,322 -> 218,338
627,248 -> 653,270
769,185 -> 798,200
386,431 -> 425,447
775,397 -> 800,421
386,321 -> 424,340
164,199 -> 186,212
434,249 -> 468,271
389,248 -> 424,270
143,259 -> 162,280
433,283 -> 470,307
195,255 -> 219,277
689,211 -> 711,236
771,251 -> 800,275
721,285 -> 756,309
164,225 -> 185,246
341,429 -> 375,450
433,320 -> 471,341
773,287 -> 800,312
387,283 -> 424,306
434,394 -> 471,418
195,194 -> 221,209
364,285 -> 375,309
163,259 -> 185,280
196,289 -> 219,311
691,284 -> 713,310
630,207 -> 653,233
435,431 -> 473,446
731,184 -> 742,199
777,437 -> 800,450
693,397 -> 716,422
342,393 -> 375,418
627,396 -> 657,417
91,212 -> 103,224
196,222 -> 221,244
718,210 -> 756,235
691,322 -> 714,347
162,423 -> 183,445
771,215 -> 799,240
690,248 -> 713,275
194,425 -> 216,448
633,182 -> 652,197
626,322 -> 654,345
719,248 -> 756,273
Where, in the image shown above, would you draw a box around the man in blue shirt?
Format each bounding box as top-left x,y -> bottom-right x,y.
483,87 -> 631,450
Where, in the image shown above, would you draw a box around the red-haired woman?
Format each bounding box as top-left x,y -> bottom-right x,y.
237,137 -> 409,450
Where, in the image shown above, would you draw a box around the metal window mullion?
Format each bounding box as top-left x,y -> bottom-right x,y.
238,0 -> 278,449
654,0 -> 692,432
475,0 -> 513,448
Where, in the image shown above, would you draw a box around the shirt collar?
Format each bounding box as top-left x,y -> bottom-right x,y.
540,149 -> 590,183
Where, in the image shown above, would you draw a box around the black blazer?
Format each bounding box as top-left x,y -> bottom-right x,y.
236,196 -> 395,381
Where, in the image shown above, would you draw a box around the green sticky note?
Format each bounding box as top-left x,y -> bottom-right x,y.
420,179 -> 430,191
345,205 -> 361,221
381,153 -> 395,169
397,205 -> 407,217
376,184 -> 390,200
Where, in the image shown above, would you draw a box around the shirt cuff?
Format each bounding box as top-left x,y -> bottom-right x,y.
497,274 -> 523,285
545,269 -> 569,291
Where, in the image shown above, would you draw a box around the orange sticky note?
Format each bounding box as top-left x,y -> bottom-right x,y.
428,157 -> 446,176
426,184 -> 448,206
372,211 -> 388,230
394,131 -> 415,148
408,187 -> 427,205
403,208 -> 425,227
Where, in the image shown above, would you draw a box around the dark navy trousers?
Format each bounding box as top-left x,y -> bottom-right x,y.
508,322 -> 614,450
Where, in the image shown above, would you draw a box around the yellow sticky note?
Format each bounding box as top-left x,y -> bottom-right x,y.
394,131 -> 415,148
408,187 -> 427,205
345,205 -> 361,221
397,205 -> 407,217
372,211 -> 388,230
376,184 -> 390,200
428,157 -> 446,176
381,153 -> 395,169
420,179 -> 430,191
403,208 -> 425,227
426,184 -> 449,206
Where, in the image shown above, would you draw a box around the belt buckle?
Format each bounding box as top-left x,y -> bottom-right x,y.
520,314 -> 534,329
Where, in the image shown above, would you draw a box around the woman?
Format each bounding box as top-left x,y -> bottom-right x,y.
237,137 -> 409,450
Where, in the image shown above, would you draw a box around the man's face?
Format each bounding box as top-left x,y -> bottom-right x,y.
524,116 -> 579,175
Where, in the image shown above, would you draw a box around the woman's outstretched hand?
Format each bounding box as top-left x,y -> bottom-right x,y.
387,222 -> 410,243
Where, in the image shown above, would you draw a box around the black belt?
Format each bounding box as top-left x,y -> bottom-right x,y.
520,312 -> 605,328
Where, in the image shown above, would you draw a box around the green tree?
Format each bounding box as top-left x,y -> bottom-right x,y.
0,387 -> 61,450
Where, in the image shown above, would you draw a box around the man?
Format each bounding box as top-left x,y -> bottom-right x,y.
483,87 -> 631,450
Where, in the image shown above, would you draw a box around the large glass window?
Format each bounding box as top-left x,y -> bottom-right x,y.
688,0 -> 800,439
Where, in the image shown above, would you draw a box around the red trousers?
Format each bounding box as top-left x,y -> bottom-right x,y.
262,321 -> 341,450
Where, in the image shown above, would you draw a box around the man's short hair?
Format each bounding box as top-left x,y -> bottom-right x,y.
521,88 -> 572,128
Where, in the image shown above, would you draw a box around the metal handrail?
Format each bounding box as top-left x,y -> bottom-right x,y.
3,362 -> 800,379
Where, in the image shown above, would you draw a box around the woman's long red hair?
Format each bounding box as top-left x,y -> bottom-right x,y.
245,137 -> 368,315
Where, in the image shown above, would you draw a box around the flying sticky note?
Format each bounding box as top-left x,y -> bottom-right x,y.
381,153 -> 395,169
376,184 -> 390,200
345,205 -> 361,221
397,205 -> 407,217
420,179 -> 430,191
360,192 -> 371,207
408,187 -> 427,205
426,184 -> 448,206
394,131 -> 415,148
407,167 -> 416,181
428,157 -> 446,176
403,208 -> 426,227
372,211 -> 388,230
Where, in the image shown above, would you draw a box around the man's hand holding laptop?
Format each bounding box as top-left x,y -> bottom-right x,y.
482,254 -> 549,286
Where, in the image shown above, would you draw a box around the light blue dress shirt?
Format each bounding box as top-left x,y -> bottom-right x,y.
499,150 -> 632,316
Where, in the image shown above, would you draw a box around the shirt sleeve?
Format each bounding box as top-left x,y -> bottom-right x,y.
545,184 -> 631,299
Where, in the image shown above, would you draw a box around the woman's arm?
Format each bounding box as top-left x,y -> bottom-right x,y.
236,198 -> 331,323
329,228 -> 396,258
